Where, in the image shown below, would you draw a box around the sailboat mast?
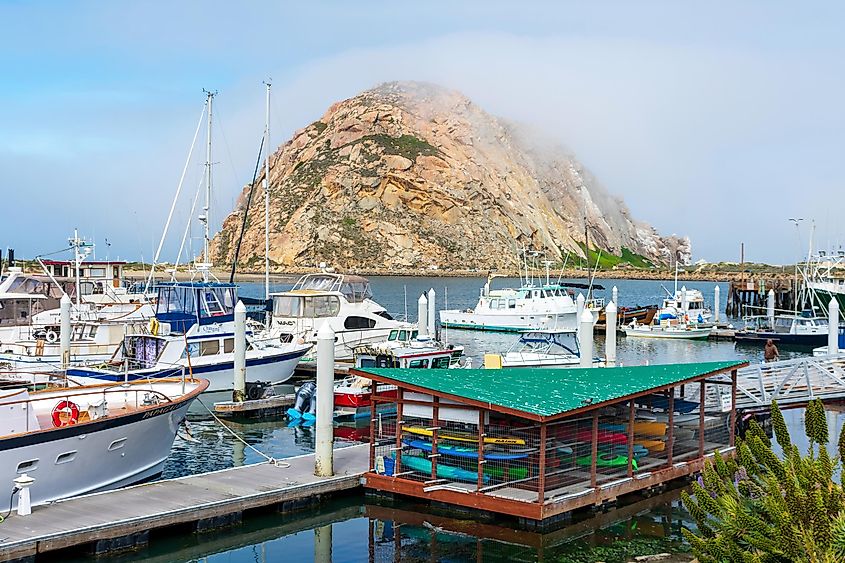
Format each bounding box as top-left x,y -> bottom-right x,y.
203,90 -> 215,273
584,221 -> 592,301
264,81 -> 271,300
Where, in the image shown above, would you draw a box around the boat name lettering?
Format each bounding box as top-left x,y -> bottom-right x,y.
142,403 -> 181,418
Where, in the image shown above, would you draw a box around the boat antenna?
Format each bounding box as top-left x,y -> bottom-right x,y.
557,251 -> 570,284
263,79 -> 272,301
145,101 -> 206,292
443,286 -> 449,345
229,134 -> 265,283
673,253 -> 679,295
69,229 -> 93,307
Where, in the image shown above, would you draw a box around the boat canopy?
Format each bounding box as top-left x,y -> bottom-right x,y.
516,330 -> 580,355
290,273 -> 372,303
155,282 -> 236,333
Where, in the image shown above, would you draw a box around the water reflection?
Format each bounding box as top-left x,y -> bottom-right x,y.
79,488 -> 693,563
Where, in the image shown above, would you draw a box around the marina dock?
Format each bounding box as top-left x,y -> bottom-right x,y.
0,444 -> 369,561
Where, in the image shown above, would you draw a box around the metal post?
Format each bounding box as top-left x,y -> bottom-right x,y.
626,401 -> 634,477
395,389 -> 403,476
477,409 -> 484,490
714,285 -> 721,323
431,397 -> 439,480
417,293 -> 428,339
538,423 -> 547,503
667,391 -> 675,467
730,369 -> 737,447
699,380 -> 706,457
233,301 -> 247,402
314,524 -> 332,563
767,289 -> 775,328
612,285 -> 618,306
427,288 -> 436,340
605,300 -> 617,364
579,308 -> 594,368
315,323 -> 335,477
828,298 -> 840,355
60,294 -> 71,370
590,411 -> 598,488
264,80 -> 272,301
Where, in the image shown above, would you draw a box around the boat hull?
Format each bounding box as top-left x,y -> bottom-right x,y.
623,327 -> 712,340
0,388 -> 199,507
440,310 -> 595,332
734,331 -> 828,347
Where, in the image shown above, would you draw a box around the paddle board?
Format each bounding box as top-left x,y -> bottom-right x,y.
576,453 -> 638,470
403,439 -> 529,461
403,425 -> 525,445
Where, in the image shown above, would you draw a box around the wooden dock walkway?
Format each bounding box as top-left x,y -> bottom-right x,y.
0,444 -> 368,561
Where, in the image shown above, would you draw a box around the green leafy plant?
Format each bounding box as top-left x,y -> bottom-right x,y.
682,399 -> 845,562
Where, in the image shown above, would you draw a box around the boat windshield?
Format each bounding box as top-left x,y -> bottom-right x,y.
156,283 -> 237,332
293,274 -> 373,303
516,331 -> 580,355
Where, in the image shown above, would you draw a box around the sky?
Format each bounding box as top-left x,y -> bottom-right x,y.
1,1 -> 844,265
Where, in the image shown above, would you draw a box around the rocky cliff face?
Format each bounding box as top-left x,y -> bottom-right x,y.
211,81 -> 690,271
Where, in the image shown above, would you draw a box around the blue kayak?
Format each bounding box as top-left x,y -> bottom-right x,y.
403,439 -> 528,461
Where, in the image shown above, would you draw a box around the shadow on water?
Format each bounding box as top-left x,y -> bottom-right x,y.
64,487 -> 694,563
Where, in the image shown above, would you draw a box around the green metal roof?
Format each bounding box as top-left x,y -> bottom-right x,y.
357,360 -> 745,419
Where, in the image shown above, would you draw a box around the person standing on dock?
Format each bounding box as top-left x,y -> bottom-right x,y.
764,339 -> 780,363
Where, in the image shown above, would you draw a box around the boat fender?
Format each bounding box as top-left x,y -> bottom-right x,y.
45,329 -> 59,344
149,317 -> 160,336
52,400 -> 80,427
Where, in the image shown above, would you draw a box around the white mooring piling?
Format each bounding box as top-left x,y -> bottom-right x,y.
680,286 -> 688,315
314,523 -> 333,563
417,293 -> 429,339
60,294 -> 71,370
605,300 -> 617,364
315,323 -> 335,477
579,308 -> 594,368
829,298 -> 840,356
14,473 -> 34,517
714,285 -> 721,323
233,301 -> 247,403
576,293 -> 585,331
612,285 -> 618,306
767,289 -> 776,327
427,288 -> 436,340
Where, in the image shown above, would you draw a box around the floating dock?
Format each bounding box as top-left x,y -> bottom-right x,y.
0,444 -> 368,561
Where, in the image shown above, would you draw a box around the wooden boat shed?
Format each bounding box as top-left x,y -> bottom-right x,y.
354,360 -> 747,525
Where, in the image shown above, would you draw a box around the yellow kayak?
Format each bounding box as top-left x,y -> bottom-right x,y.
602,421 -> 667,437
634,438 -> 666,452
403,425 -> 526,446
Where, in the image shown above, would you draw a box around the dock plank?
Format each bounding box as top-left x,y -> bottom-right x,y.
0,444 -> 368,561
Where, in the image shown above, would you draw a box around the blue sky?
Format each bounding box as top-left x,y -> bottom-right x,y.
1,1 -> 843,264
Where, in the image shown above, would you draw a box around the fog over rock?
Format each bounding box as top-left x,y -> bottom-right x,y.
211,81 -> 691,270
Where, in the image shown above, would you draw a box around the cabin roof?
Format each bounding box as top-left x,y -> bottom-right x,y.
354,360 -> 746,421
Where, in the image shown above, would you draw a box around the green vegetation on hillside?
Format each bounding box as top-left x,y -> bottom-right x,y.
573,243 -> 656,270
359,134 -> 442,160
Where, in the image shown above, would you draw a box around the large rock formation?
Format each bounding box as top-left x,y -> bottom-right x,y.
211,81 -> 690,271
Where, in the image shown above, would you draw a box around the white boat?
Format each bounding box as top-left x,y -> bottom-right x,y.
439,273 -> 602,333
267,273 -> 413,361
623,321 -> 712,340
0,376 -> 207,507
493,329 -> 602,368
657,286 -> 711,324
55,282 -> 312,401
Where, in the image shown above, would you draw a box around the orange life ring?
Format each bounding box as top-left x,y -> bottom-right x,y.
52,400 -> 80,427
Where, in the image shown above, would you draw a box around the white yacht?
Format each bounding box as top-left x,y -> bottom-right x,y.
267,273 -> 413,361
440,274 -> 602,332
0,377 -> 207,507
491,329 -> 601,368
61,281 -> 312,401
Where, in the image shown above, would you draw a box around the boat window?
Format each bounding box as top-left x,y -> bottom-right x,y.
303,296 -> 341,318
411,331 -> 418,339
508,299 -> 516,309
533,290 -> 540,299
223,338 -> 234,353
86,325 -> 97,339
200,340 -> 220,356
388,330 -> 398,341
202,290 -> 226,316
408,359 -> 429,368
273,295 -> 302,317
359,358 -> 376,368
344,316 -> 377,330
374,310 -> 394,321
398,330 -> 408,341
182,342 -> 200,359
431,356 -> 450,368
55,451 -> 77,465
16,459 -> 38,473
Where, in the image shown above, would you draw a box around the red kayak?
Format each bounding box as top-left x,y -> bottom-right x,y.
558,429 -> 628,446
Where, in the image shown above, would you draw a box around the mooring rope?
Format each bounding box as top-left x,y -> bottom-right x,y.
196,398 -> 290,468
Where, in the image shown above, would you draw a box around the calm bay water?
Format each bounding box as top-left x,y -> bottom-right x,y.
108,277 -> 826,562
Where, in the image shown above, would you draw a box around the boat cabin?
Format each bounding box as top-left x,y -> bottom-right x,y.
357,360 -> 745,526
41,259 -> 125,286
155,282 -> 236,334
743,314 -> 828,335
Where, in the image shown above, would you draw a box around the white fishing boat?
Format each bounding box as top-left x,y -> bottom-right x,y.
0,376 -> 207,507
623,321 -> 712,340
439,273 -> 602,333
657,286 -> 711,324
267,272 -> 413,361
491,329 -> 602,368
59,282 -> 312,401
